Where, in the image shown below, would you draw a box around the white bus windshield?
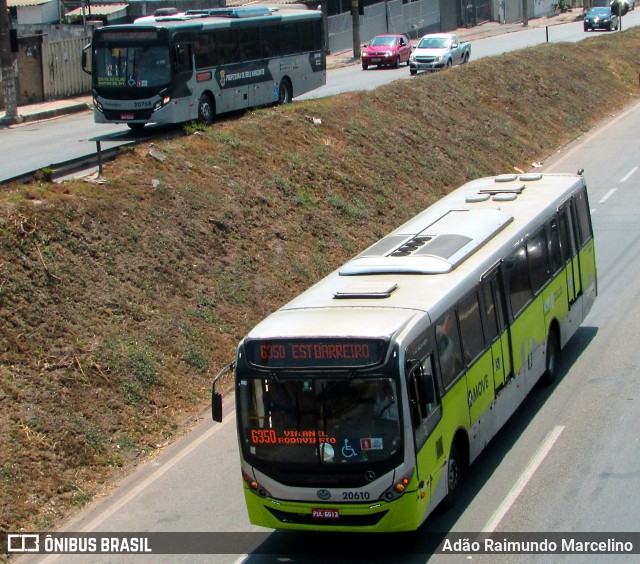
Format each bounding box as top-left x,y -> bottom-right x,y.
95,45 -> 171,88
238,376 -> 402,466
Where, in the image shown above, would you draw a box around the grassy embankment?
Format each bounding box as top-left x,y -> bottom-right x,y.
1,29 -> 640,534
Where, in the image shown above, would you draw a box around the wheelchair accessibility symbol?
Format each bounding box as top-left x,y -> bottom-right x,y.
341,438 -> 361,459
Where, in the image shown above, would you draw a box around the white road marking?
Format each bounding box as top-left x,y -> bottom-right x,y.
620,167 -> 638,183
547,99 -> 640,170
36,412 -> 238,564
482,425 -> 564,533
599,189 -> 616,204
79,411 -> 236,533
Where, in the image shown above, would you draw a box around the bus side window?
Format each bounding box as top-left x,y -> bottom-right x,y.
261,24 -> 281,58
505,244 -> 532,318
195,32 -> 217,68
174,43 -> 192,73
407,355 -> 441,449
574,189 -> 594,247
548,217 -> 563,275
558,207 -> 575,264
218,29 -> 239,64
299,20 -> 317,52
435,310 -> 464,389
481,268 -> 508,342
242,27 -> 260,61
281,23 -> 298,56
527,227 -> 551,295
458,289 -> 485,366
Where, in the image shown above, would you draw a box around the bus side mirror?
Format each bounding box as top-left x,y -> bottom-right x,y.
212,390 -> 223,422
82,44 -> 91,75
211,360 -> 234,423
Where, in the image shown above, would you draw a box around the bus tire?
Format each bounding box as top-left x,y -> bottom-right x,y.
541,330 -> 560,386
198,93 -> 215,126
278,79 -> 292,104
441,442 -> 462,510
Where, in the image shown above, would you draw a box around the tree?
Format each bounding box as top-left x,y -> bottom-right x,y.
0,0 -> 20,123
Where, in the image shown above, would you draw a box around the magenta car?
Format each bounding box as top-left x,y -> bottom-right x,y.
361,34 -> 412,70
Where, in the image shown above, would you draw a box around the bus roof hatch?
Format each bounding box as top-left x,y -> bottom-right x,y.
339,208 -> 512,275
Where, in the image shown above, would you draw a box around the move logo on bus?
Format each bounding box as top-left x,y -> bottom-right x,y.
216,63 -> 273,89
467,375 -> 490,408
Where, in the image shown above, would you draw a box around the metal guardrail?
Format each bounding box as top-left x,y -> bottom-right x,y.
0,144 -> 126,185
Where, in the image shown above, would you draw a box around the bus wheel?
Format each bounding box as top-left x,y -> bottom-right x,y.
278,79 -> 292,105
198,94 -> 214,126
541,330 -> 560,386
127,123 -> 145,132
441,442 -> 462,510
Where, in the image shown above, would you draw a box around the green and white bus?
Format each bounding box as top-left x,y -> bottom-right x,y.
212,171 -> 597,532
82,5 -> 326,131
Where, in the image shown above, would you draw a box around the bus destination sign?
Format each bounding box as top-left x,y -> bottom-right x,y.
101,31 -> 159,41
245,338 -> 387,369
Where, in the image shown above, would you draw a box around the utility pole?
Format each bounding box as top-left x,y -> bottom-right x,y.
0,0 -> 20,123
351,0 -> 361,59
320,0 -> 329,54
522,0 -> 528,27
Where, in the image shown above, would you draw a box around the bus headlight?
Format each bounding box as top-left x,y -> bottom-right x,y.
153,96 -> 171,112
242,471 -> 270,498
380,469 -> 414,502
93,98 -> 103,113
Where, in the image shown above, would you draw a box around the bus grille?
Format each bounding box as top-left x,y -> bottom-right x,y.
266,506 -> 388,527
103,108 -> 154,121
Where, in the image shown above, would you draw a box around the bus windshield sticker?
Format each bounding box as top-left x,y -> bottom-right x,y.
360,437 -> 383,450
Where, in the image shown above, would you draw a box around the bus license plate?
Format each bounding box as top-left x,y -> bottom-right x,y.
121,113 -> 134,120
312,508 -> 339,519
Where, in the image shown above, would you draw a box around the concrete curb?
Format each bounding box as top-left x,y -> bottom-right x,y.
0,101 -> 90,128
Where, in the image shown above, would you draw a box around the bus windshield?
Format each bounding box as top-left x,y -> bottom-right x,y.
237,376 -> 402,466
94,45 -> 171,88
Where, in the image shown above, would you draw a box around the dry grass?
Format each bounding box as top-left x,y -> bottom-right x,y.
1,29 -> 640,534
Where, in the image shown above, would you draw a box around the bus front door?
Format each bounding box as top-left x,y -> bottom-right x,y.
482,268 -> 512,392
559,204 -> 581,305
